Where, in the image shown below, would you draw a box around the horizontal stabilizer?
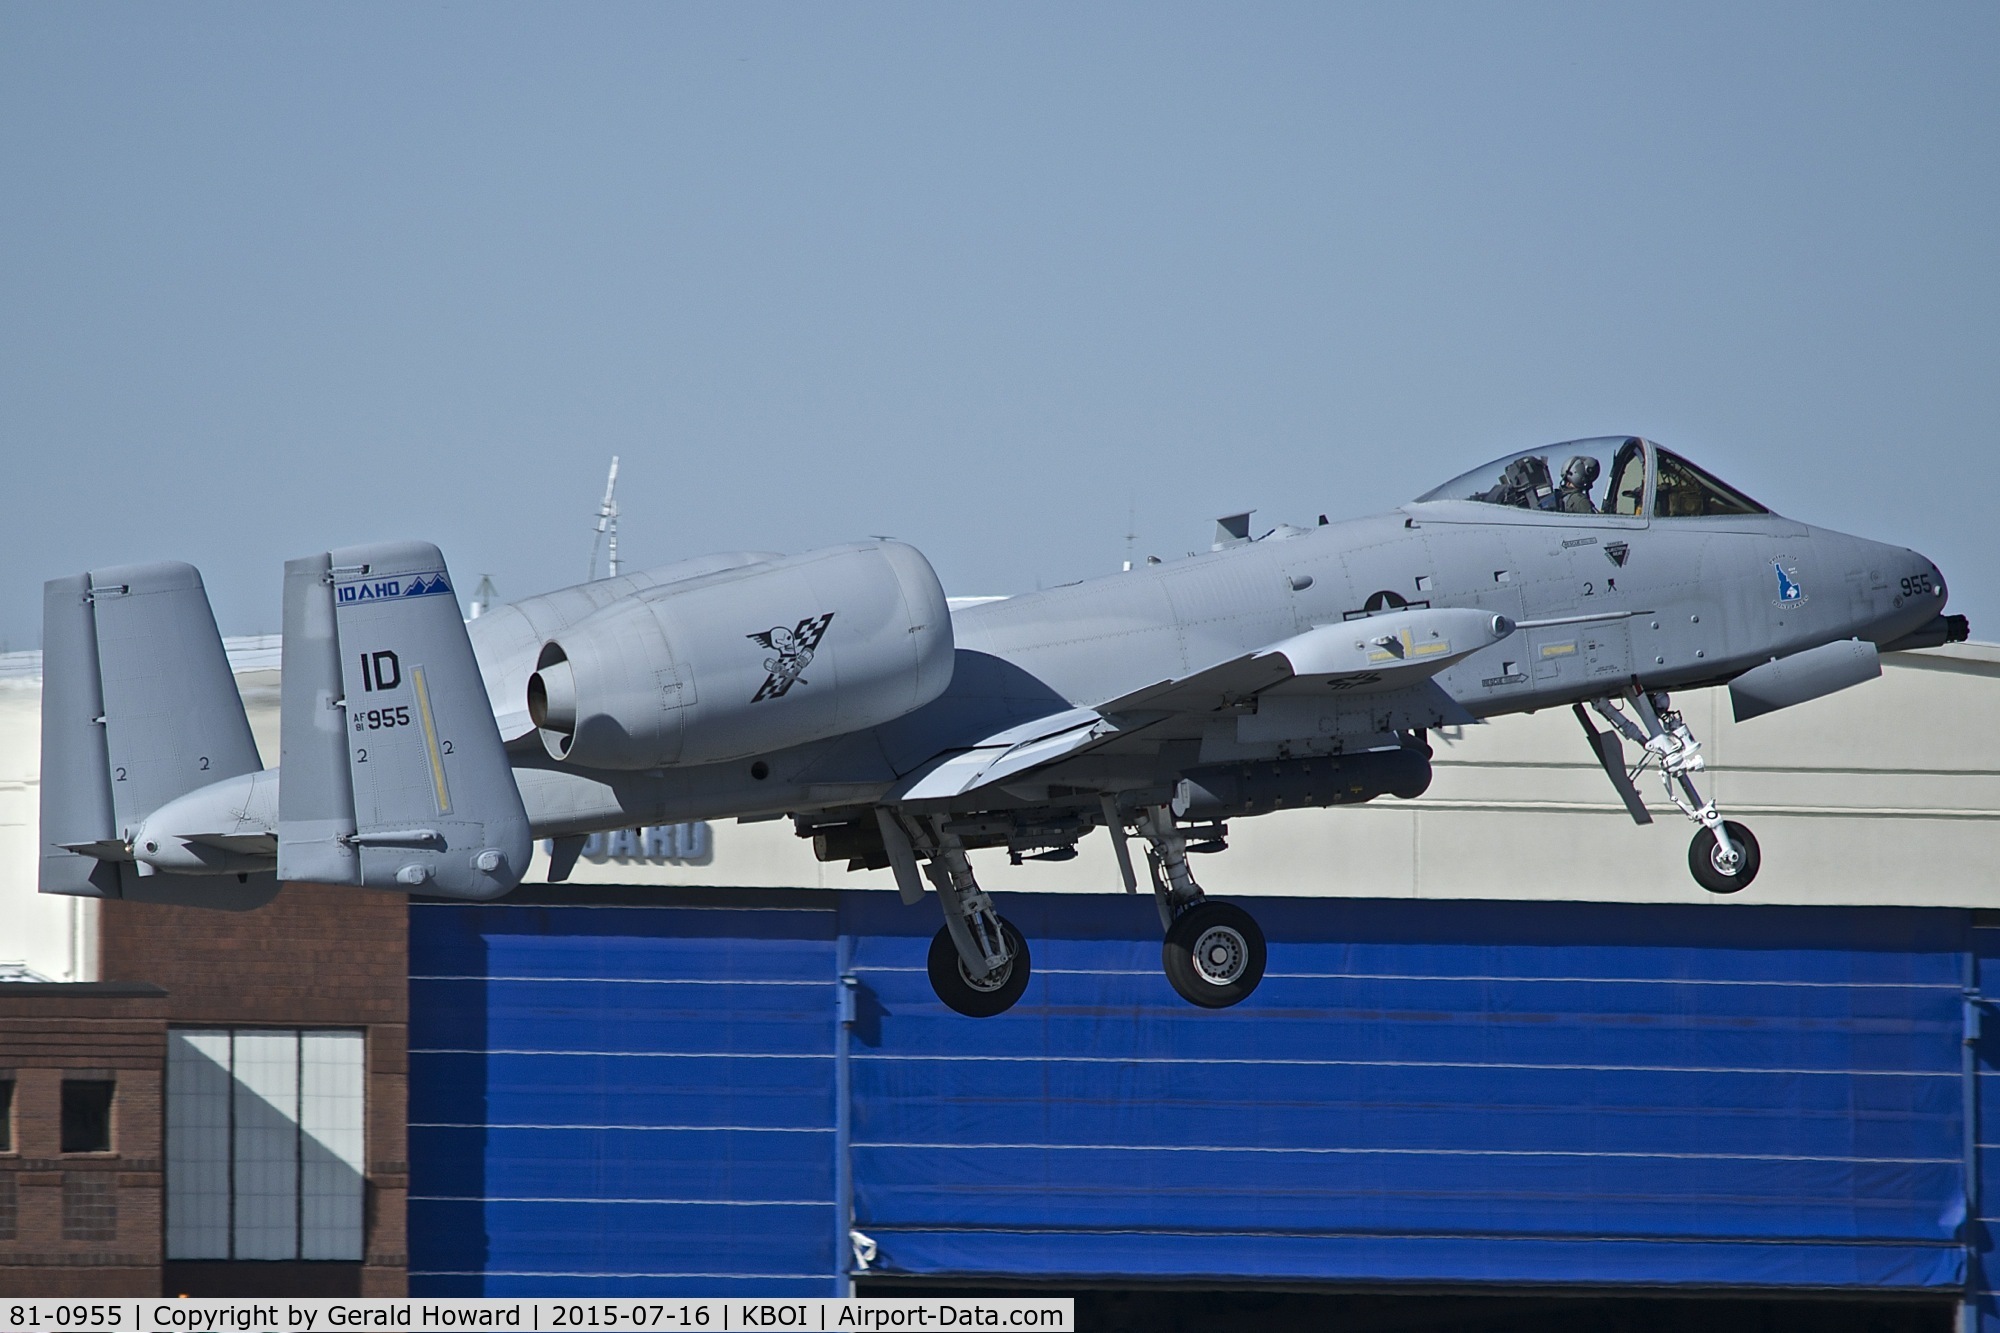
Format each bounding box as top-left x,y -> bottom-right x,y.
58,840 -> 133,862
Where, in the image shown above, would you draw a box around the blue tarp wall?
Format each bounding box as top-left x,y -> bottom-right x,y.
409,889 -> 2000,1316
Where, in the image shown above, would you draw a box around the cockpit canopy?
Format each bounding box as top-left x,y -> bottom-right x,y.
1415,437 -> 1769,519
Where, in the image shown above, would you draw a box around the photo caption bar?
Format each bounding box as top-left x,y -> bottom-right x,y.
2,1301 -> 1072,1333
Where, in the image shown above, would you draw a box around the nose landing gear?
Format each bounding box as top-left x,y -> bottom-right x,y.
1584,691 -> 1762,894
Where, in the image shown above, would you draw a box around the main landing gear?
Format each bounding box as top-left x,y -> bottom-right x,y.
899,805 -> 1268,1016
1132,806 -> 1268,1008
916,823 -> 1032,1017
1579,690 -> 1761,894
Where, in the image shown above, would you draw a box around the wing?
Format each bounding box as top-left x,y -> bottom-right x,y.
892,606 -> 1514,803
1099,606 -> 1514,714
891,707 -> 1130,802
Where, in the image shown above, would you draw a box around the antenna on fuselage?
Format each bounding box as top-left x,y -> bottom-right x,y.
468,574 -> 497,619
589,455 -> 620,581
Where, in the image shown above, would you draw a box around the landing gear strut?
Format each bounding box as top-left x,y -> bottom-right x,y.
1587,691 -> 1761,894
916,821 -> 1031,1017
1132,805 -> 1267,1007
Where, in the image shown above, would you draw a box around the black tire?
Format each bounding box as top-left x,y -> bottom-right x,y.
927,918 -> 1031,1017
1689,821 -> 1761,894
1163,901 -> 1267,1009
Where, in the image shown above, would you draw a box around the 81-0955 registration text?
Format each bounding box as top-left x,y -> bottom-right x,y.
3,1301 -> 1071,1333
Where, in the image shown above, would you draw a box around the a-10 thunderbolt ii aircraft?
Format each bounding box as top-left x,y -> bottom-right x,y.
40,436 -> 1966,1016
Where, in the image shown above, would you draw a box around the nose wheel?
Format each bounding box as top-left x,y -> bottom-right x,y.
1689,821 -> 1760,894
1581,691 -> 1764,895
1163,901 -> 1267,1008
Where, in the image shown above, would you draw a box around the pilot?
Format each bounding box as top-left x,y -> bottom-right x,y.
1476,456 -> 1556,509
1557,455 -> 1600,513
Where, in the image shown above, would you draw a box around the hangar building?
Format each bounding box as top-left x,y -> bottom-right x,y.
1,635 -> 1998,1327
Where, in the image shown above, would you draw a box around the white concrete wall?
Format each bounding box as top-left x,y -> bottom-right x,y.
4,643 -> 1996,979
0,674 -> 96,981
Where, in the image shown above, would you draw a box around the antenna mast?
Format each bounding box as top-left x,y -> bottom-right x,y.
589,455 -> 621,581
468,574 -> 497,619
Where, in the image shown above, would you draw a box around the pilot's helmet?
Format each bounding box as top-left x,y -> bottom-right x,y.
1562,455 -> 1600,489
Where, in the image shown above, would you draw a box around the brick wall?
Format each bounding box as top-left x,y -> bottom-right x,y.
101,883 -> 406,1027
0,983 -> 166,1295
101,882 -> 408,1296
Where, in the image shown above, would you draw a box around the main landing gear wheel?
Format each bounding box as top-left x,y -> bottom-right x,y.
927,918 -> 1031,1018
1689,821 -> 1761,894
1163,902 -> 1267,1009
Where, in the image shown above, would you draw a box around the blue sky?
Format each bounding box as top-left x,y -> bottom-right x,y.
3,3 -> 1994,646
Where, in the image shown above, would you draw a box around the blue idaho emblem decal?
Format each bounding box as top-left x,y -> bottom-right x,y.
1773,560 -> 1804,604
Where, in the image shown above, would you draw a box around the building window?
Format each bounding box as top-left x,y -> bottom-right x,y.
166,1029 -> 365,1261
0,1173 -> 16,1241
0,1078 -> 14,1152
62,1173 -> 116,1241
60,1080 -> 114,1154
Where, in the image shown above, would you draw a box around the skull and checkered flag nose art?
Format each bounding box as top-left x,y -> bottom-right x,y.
749,612 -> 835,701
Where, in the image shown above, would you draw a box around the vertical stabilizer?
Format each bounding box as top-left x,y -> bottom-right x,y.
40,562 -> 266,899
279,541 -> 530,899
93,562 -> 262,825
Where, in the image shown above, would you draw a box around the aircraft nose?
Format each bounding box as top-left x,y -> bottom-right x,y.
1879,548 -> 1968,647
1903,551 -> 1946,608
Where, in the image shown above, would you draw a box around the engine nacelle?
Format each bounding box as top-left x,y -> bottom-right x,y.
528,541 -> 954,769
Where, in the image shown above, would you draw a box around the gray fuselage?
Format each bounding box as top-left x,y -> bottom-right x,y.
502,497 -> 1944,839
